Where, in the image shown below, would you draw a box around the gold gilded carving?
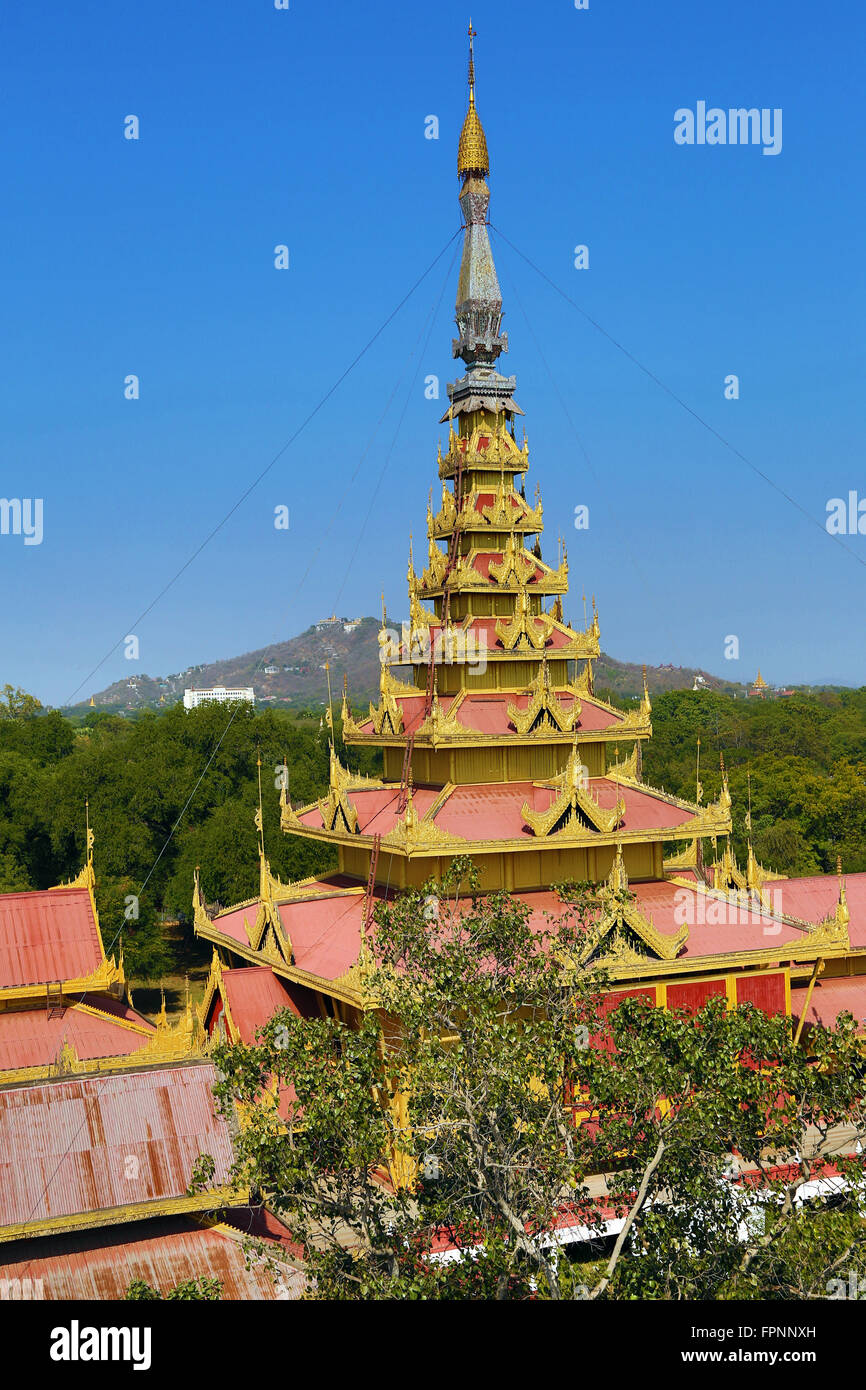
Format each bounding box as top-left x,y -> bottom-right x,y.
521,743 -> 625,837
607,742 -> 640,781
488,533 -> 537,588
580,845 -> 688,967
506,657 -> 580,735
495,585 -> 554,652
314,748 -> 384,836
369,664 -> 406,737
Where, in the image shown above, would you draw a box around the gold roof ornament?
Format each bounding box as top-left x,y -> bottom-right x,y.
318,746 -> 361,835
489,532 -> 537,587
457,21 -> 489,178
369,663 -> 405,737
341,679 -> 360,738
574,657 -> 594,697
583,844 -> 688,968
507,656 -> 580,736
605,842 -> 630,896
495,583 -> 554,651
522,740 -> 625,838
836,854 -> 849,930
607,741 -> 641,782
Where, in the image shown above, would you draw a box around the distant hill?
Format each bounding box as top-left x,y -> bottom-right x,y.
74,616 -> 751,713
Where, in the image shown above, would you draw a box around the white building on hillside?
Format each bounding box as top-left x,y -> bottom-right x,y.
183,685 -> 255,710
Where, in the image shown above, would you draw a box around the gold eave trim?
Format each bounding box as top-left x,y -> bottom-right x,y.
0,1185 -> 246,1245
281,817 -> 728,858
604,937 -> 850,983
345,725 -> 651,749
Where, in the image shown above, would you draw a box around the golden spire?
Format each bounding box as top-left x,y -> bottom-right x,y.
457,21 -> 489,177
255,750 -> 265,860
837,854 -> 849,927
324,660 -> 334,744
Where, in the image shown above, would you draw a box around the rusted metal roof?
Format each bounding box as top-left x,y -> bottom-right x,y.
0,887 -> 102,989
0,1063 -> 234,1235
0,1214 -> 304,1299
0,999 -> 154,1073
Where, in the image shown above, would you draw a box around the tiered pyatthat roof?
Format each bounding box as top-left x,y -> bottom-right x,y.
188,32 -> 866,1057
268,30 -> 725,891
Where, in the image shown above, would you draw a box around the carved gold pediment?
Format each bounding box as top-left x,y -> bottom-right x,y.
581,846 -> 688,967
522,746 -> 625,837
488,533 -> 537,587
369,664 -> 406,737
416,688 -> 476,744
302,748 -> 385,837
421,535 -> 449,589
495,586 -> 554,652
607,742 -> 641,781
507,657 -> 580,736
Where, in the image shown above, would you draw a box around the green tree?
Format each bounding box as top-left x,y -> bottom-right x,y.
573,995 -> 866,1300
211,871 -> 866,1301
0,685 -> 43,719
212,860 -> 604,1300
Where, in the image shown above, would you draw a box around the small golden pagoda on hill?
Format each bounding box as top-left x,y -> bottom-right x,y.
195,34 -> 863,1042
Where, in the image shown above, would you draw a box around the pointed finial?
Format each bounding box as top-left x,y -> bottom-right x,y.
608,842 -> 628,895
255,748 -> 265,859
458,22 -> 489,177
84,797 -> 94,867
324,660 -> 334,747
468,18 -> 477,101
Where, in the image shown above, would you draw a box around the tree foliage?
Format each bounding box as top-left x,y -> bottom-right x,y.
0,692 -> 371,980
211,868 -> 866,1300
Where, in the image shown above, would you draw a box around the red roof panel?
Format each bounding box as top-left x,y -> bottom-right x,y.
791,974 -> 866,1028
220,967 -> 307,1042
0,887 -> 102,989
771,873 -> 866,947
0,998 -> 154,1072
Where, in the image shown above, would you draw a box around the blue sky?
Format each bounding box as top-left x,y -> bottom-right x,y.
1,0 -> 864,705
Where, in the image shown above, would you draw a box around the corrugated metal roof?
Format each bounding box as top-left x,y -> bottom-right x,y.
791,974 -> 866,1028
0,1063 -> 234,1233
0,999 -> 154,1072
0,887 -> 102,989
0,1215 -> 304,1299
775,873 -> 866,948
220,967 -> 303,1042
